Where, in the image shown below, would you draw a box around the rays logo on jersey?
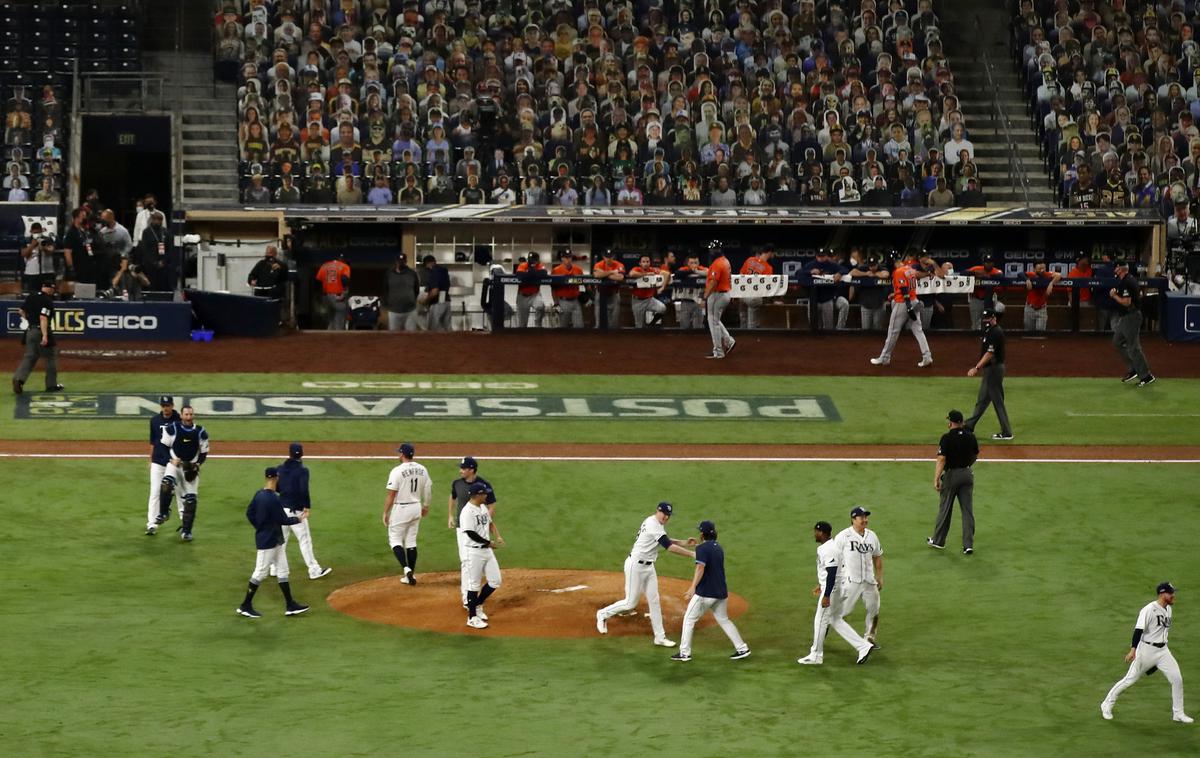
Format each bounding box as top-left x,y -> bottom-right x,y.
473,515 -> 489,529
848,540 -> 872,554
1156,614 -> 1171,630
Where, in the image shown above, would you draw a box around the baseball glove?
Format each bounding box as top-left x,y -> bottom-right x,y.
182,461 -> 200,482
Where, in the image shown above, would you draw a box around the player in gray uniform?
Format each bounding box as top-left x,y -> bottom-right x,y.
1101,582 -> 1192,723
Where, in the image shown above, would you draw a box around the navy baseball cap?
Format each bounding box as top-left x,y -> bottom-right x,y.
698,519 -> 716,533
814,520 -> 833,534
657,501 -> 673,516
159,395 -> 174,406
459,455 -> 478,469
981,309 -> 997,320
289,442 -> 304,458
850,506 -> 871,518
1158,581 -> 1177,594
468,481 -> 489,495
398,442 -> 415,456
265,467 -> 279,478
947,409 -> 964,423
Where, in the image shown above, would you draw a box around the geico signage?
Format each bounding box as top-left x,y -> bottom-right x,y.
50,309 -> 159,333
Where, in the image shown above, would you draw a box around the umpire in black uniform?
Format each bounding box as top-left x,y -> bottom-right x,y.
928,410 -> 980,555
1110,259 -> 1155,387
965,308 -> 1012,440
11,276 -> 63,395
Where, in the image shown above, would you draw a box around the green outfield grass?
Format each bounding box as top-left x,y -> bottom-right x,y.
1,372 -> 1198,446
3,458 -> 1198,756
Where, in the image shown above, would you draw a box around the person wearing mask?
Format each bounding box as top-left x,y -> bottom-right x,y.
315,253 -> 351,329
137,210 -> 171,291
247,244 -> 286,299
110,254 -> 151,301
19,222 -> 54,294
96,208 -> 132,285
420,254 -> 452,330
11,276 -> 62,394
61,206 -> 93,284
384,252 -> 420,330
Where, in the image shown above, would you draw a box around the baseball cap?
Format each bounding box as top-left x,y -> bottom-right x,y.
467,481 -> 489,495
657,501 -> 674,516
398,442 -> 415,456
459,455 -> 478,469
947,409 -> 964,423
814,520 -> 833,534
265,467 -> 279,478
289,442 -> 304,458
850,506 -> 871,518
981,309 -> 997,320
698,519 -> 716,534
1158,581 -> 1177,594
159,395 -> 174,406
40,275 -> 55,289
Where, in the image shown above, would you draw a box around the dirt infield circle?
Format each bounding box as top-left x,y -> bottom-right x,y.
327,568 -> 748,638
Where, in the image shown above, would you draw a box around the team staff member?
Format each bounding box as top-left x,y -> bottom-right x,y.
808,248 -> 849,331
849,254 -> 889,330
421,254 -> 452,331
629,254 -> 668,327
870,254 -> 933,367
965,309 -> 1013,440
1023,262 -> 1061,333
674,255 -> 707,329
592,248 -> 626,329
11,276 -> 62,395
703,241 -> 735,358
550,249 -> 584,328
384,252 -> 420,330
739,246 -> 775,329
449,456 -> 496,607
247,244 -> 286,299
1100,582 -> 1193,723
965,254 -> 1006,326
145,395 -> 177,535
833,506 -> 884,649
515,252 -> 548,328
1110,259 -> 1155,386
236,468 -> 310,619
316,253 -> 351,330
383,442 -> 432,585
276,443 -> 332,580
927,410 -> 980,554
671,520 -> 751,662
460,482 -> 505,629
798,521 -> 874,665
61,206 -> 92,282
596,502 -> 697,647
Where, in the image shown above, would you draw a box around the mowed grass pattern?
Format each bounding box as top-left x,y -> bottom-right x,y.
2,459 -> 1198,757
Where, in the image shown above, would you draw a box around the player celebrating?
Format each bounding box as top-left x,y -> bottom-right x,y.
383,443 -> 432,585
833,506 -> 884,648
1101,582 -> 1193,723
870,252 -> 933,367
449,456 -> 496,606
459,482 -> 505,629
670,520 -> 750,662
159,404 -> 209,541
144,394 -> 177,536
798,521 -> 874,665
596,502 -> 697,647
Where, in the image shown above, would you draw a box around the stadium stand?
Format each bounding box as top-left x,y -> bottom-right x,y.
216,0 -> 986,208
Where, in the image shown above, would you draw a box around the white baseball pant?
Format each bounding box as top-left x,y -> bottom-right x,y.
678,595 -> 746,657
597,556 -> 666,640
251,544 -> 289,583
282,508 -> 325,578
808,593 -> 870,657
387,502 -> 422,549
1102,643 -> 1187,718
464,546 -> 501,592
163,461 -> 200,500
146,461 -> 178,528
458,531 -> 470,605
839,580 -> 881,638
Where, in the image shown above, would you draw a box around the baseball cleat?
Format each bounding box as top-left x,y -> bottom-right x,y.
917,356 -> 933,367
704,353 -> 724,360
653,638 -> 677,648
927,538 -> 944,549
310,567 -> 333,580
466,616 -> 489,629
476,606 -> 488,622
1174,714 -> 1194,723
399,575 -> 413,585
797,654 -> 823,665
154,512 -> 169,525
236,605 -> 262,619
45,384 -> 64,392
991,433 -> 1014,441
869,357 -> 889,366
1121,371 -> 1138,383
1137,374 -> 1156,387
670,653 -> 692,662
724,339 -> 736,355
1100,703 -> 1113,720
856,646 -> 873,664
145,525 -> 157,536
284,603 -> 310,616
865,634 -> 879,649
963,547 -> 974,555
595,611 -> 608,634
12,378 -> 23,394
180,531 -> 193,541
730,648 -> 751,660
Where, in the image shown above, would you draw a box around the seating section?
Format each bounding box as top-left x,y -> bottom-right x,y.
1014,0 -> 1179,210
220,0 -> 977,207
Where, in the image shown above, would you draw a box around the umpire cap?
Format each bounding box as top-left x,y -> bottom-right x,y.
980,308 -> 997,320
1158,581 -> 1177,595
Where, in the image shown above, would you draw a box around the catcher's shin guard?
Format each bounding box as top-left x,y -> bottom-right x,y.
181,494 -> 197,532
158,475 -> 176,517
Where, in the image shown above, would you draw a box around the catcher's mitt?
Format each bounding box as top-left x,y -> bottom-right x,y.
182,461 -> 200,482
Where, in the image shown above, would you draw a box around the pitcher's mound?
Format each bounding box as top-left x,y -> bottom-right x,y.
328,568 -> 748,638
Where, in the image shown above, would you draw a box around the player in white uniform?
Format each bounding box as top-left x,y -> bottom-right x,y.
595,502 -> 697,647
798,520 -> 874,665
382,443 -> 432,585
459,482 -> 505,629
1101,582 -> 1193,723
832,506 -> 884,647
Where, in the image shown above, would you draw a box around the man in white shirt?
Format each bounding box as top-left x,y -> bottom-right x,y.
1101,582 -> 1193,723
595,502 -> 697,647
832,506 -> 884,647
382,443 -> 432,585
798,521 -> 874,665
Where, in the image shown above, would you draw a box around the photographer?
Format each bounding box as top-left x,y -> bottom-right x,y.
1166,198 -> 1198,290
111,254 -> 150,301
20,223 -> 55,294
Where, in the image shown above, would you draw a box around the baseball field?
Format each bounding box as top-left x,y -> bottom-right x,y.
2,331 -> 1198,757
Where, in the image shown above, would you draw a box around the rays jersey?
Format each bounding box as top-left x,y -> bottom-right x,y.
161,422 -> 209,464
816,539 -> 840,593
1136,602 -> 1172,645
458,501 -> 492,547
629,515 -> 669,563
832,526 -> 883,584
386,461 -> 431,505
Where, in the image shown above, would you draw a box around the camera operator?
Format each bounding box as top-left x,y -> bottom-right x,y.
111,254 -> 151,301
20,223 -> 55,294
1166,198 -> 1198,289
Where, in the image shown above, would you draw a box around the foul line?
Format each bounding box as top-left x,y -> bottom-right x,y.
1066,412 -> 1200,418
0,453 -> 1196,464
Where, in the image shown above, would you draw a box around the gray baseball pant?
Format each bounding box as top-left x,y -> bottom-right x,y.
556,298 -> 583,328
595,291 -> 621,329
919,298 -> 934,331
324,294 -> 347,330
707,291 -> 733,357
1112,311 -> 1150,378
426,301 -> 452,331
516,292 -> 546,327
931,467 -> 975,550
876,301 -> 931,363
1094,302 -> 1115,332
387,309 -> 417,330
860,304 -> 886,330
968,297 -> 1005,325
631,297 -> 666,327
1023,304 -> 1048,332
739,297 -> 763,329
13,327 -> 58,388
677,300 -> 704,329
966,363 -> 1012,436
817,297 -> 849,330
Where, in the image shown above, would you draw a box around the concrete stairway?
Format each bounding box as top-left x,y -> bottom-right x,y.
940,1 -> 1056,206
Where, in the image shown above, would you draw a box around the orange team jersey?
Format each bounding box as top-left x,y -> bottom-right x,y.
1025,272 -> 1054,308
551,263 -> 583,299
593,258 -> 626,291
966,265 -> 1001,300
707,256 -> 732,292
629,265 -> 660,298
739,257 -> 774,276
515,261 -> 545,296
1067,265 -> 1093,301
316,259 -> 351,295
891,263 -> 917,303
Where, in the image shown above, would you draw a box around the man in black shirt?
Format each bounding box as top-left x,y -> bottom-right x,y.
11,276 -> 62,394
246,244 -> 286,298
965,308 -> 1012,440
1110,259 -> 1155,386
61,206 -> 95,284
928,410 -> 980,555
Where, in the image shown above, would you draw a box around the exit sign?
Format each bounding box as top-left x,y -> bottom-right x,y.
118,133 -> 136,145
